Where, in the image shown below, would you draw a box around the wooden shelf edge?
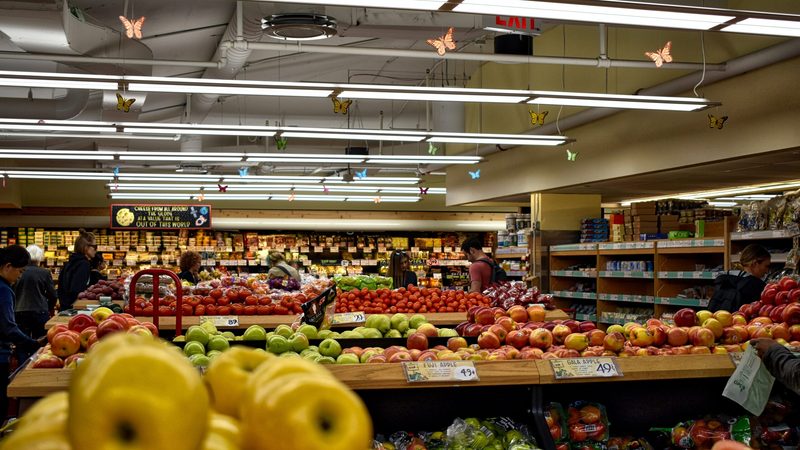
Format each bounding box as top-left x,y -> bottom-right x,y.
657,247 -> 724,254
550,250 -> 597,257
598,249 -> 655,256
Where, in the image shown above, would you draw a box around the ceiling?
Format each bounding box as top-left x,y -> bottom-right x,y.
1,1 -> 799,207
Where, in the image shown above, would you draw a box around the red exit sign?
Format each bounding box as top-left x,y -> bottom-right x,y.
496,15 -> 536,31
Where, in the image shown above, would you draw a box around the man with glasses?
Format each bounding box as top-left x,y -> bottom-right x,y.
57,229 -> 96,311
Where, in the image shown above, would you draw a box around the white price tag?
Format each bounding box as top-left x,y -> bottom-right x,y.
329,246 -> 339,253
348,247 -> 358,253
301,247 -> 310,253
550,357 -> 623,379
341,260 -> 351,267
119,246 -> 129,251
200,316 -> 240,327
433,247 -> 442,253
444,246 -> 453,252
411,247 -> 420,253
330,312 -> 366,325
136,245 -> 146,252
402,361 -> 479,383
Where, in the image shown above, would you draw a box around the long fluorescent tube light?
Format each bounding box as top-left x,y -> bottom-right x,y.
722,18 -> 800,38
619,180 -> 800,205
278,131 -> 425,142
0,150 -> 116,160
259,0 -> 445,10
119,152 -> 246,163
106,183 -> 446,194
107,192 -> 422,202
0,132 -> 178,141
0,71 -> 719,111
429,132 -> 567,146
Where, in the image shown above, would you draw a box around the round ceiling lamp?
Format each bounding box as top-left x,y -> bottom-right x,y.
260,14 -> 337,41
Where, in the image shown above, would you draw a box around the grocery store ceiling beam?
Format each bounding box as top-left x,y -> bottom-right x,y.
259,0 -> 800,36
0,70 -> 719,111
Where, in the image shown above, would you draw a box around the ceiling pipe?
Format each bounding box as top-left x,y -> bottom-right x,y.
0,51 -> 221,68
220,40 -> 725,71
426,37 -> 800,173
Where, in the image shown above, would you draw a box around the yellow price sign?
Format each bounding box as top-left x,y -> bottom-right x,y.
330,312 -> 365,325
200,316 -> 239,327
402,361 -> 479,383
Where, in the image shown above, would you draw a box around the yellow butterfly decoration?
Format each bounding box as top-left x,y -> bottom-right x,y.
708,114 -> 728,130
529,110 -> 549,126
116,93 -> 135,113
332,97 -> 353,115
645,41 -> 672,68
119,16 -> 145,40
426,27 -> 456,56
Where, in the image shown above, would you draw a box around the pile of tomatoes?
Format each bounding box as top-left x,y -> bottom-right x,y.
334,286 -> 491,314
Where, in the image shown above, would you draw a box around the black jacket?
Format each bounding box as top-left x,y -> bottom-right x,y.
14,264 -> 56,313
0,277 -> 41,363
763,343 -> 800,395
178,270 -> 200,285
58,253 -> 91,310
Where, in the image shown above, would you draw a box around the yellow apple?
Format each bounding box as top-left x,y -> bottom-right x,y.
0,393 -> 70,450
205,347 -> 273,418
16,392 -> 69,428
695,310 -> 713,325
208,412 -> 242,447
90,306 -> 114,323
240,374 -> 372,450
68,333 -> 209,450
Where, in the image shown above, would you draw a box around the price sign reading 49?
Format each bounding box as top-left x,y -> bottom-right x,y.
402,361 -> 479,383
550,357 -> 623,380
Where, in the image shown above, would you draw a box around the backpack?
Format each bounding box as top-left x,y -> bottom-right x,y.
708,271 -> 750,312
476,258 -> 508,284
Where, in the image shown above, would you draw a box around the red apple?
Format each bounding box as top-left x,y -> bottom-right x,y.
647,325 -> 668,347
474,308 -> 495,326
64,353 -> 84,368
720,327 -> 742,345
603,332 -> 625,352
95,318 -> 126,339
505,330 -> 529,350
46,324 -> 69,344
408,349 -> 422,361
586,329 -> 606,347
578,321 -> 596,332
761,285 -> 778,305
691,328 -> 715,347
416,323 -> 439,339
106,314 -> 132,330
782,303 -> 800,325
491,307 -> 507,319
775,292 -> 790,306
417,350 -> 438,361
527,305 -> 546,322
32,354 -> 64,369
366,354 -> 387,363
629,327 -> 654,347
789,324 -> 800,341
667,327 -> 689,347
673,308 -> 697,327
529,328 -> 553,350
406,332 -> 429,351
731,313 -> 748,326
463,323 -> 483,337
50,330 -> 81,358
778,276 -> 798,292
771,323 -> 790,340
563,320 -> 580,333
518,348 -> 544,359
68,314 -> 97,333
477,331 -> 501,349
551,324 -> 571,345
78,326 -> 97,350
488,324 -> 508,343
383,346 -> 407,361
789,288 -> 800,303
690,346 -> 711,354
507,305 -> 529,323
770,305 -> 787,323
141,322 -> 159,336
646,318 -> 664,328
388,351 -> 413,363
495,316 -> 517,332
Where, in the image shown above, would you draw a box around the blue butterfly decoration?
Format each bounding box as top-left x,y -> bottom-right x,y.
355,169 -> 367,179
239,167 -> 249,177
113,166 -> 120,177
469,169 -> 480,180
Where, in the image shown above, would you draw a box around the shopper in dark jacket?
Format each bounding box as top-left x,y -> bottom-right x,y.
0,245 -> 44,419
89,252 -> 108,286
14,245 -> 56,343
178,250 -> 202,285
388,250 -> 418,289
57,229 -> 96,311
752,338 -> 800,395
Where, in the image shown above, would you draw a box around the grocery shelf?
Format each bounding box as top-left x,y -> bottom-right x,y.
495,246 -> 529,254
574,313 -> 597,321
597,293 -> 655,304
655,238 -> 725,248
536,354 -> 735,384
549,270 -> 597,278
494,253 -> 528,260
657,271 -> 720,280
598,249 -> 655,256
598,271 -> 654,279
730,229 -> 800,240
548,250 -> 597,257
655,297 -> 710,308
731,252 -> 789,263
6,355 -> 737,398
656,246 -> 725,255
550,291 -> 596,300
506,270 -> 528,277
549,243 -> 598,252
44,310 -> 571,330
599,242 -> 655,250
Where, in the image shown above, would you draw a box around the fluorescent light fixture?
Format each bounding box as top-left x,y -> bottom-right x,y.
722,18 -> 800,38
0,150 -> 116,160
0,124 -> 117,133
453,0 -> 734,30
707,201 -> 737,207
119,152 -> 245,163
0,132 -> 178,141
279,131 -> 425,142
262,0 -> 445,10
108,192 -> 422,202
0,70 -> 720,111
429,132 -> 567,146
106,183 -> 446,195
619,180 -> 800,205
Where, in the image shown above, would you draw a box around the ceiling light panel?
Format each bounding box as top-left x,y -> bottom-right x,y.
721,18 -> 800,37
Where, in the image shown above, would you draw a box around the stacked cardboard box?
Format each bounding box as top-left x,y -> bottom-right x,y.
609,213 -> 625,242
580,218 -> 609,243
658,214 -> 681,233
627,202 -> 659,238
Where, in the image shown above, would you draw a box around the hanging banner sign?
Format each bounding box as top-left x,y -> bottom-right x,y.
111,204 -> 212,229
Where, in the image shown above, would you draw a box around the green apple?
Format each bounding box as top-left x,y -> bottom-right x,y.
360,328 -> 383,339
409,314 -> 427,329
221,331 -> 235,340
438,328 -> 459,337
206,350 -> 222,360
366,315 -> 391,333
199,320 -> 218,335
353,326 -> 367,335
390,313 -> 409,330
267,335 -> 291,354
336,354 -> 360,364
340,330 -> 363,339
318,338 -> 342,358
307,345 -> 319,353
274,324 -> 294,339
172,335 -> 186,343
359,349 -> 380,363
384,329 -> 402,338
207,335 -> 231,353
315,355 -> 336,364
234,336 -> 243,341
242,325 -> 267,341
289,333 -> 309,352
204,346 -> 273,418
183,341 -> 205,357
328,332 -> 341,339
279,351 -> 300,358
403,328 -> 416,338
185,326 -> 210,346
300,348 -> 319,358
296,324 -> 318,339
317,329 -> 333,339
188,353 -> 211,367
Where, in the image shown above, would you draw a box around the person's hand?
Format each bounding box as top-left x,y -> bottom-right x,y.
711,440 -> 752,450
750,338 -> 777,358
36,335 -> 48,346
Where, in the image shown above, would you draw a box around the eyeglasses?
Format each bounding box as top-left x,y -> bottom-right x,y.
88,244 -> 98,249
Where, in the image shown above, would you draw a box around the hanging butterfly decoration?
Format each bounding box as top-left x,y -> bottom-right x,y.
468,169 -> 481,180
566,149 -> 578,162
708,114 -> 728,130
374,196 -> 382,204
427,142 -> 438,155
322,185 -> 330,193
426,27 -> 456,56
419,187 -> 429,195
238,167 -> 249,177
355,169 -> 367,179
116,93 -> 135,113
217,184 -> 228,192
288,192 -> 296,202
331,97 -> 353,115
275,136 -> 288,150
113,166 -> 120,177
529,110 -> 549,126
196,192 -> 205,202
645,41 -> 672,68
2,175 -> 7,189
119,16 -> 145,39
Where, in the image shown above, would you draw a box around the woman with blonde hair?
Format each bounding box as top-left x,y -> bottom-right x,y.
268,251 -> 301,282
57,229 -> 96,311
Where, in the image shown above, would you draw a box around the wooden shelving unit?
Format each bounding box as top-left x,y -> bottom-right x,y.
548,244 -> 598,317
729,226 -> 798,271
654,240 -> 725,319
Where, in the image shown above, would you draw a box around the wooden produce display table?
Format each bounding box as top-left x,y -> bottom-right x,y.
45,309 -> 571,331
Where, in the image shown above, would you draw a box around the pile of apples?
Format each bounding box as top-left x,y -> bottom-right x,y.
32,308 -> 158,369
738,275 -> 800,325
481,281 -> 554,310
76,279 -> 125,301
456,304 -> 556,337
334,286 -> 492,315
